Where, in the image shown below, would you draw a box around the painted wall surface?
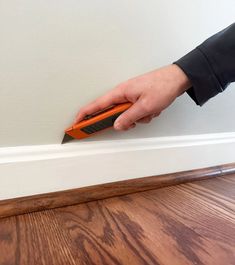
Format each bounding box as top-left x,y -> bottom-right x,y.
0,0 -> 235,147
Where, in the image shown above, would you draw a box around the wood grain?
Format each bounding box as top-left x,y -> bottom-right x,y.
1,162 -> 235,219
0,174 -> 235,265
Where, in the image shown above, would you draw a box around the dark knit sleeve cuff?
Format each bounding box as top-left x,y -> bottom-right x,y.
174,47 -> 223,106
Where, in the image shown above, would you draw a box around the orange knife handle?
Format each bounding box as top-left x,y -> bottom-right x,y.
65,102 -> 132,140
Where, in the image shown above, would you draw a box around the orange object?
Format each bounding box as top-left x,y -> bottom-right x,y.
62,102 -> 132,143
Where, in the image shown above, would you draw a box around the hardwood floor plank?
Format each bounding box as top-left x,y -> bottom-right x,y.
0,216 -> 18,265
0,175 -> 235,265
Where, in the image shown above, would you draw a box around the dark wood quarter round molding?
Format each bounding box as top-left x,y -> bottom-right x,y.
0,162 -> 235,219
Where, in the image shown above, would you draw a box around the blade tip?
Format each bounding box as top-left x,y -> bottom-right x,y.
61,134 -> 74,144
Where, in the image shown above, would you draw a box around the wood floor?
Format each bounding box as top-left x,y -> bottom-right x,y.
0,174 -> 235,265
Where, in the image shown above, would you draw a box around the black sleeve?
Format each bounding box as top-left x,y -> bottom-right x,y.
174,23 -> 235,106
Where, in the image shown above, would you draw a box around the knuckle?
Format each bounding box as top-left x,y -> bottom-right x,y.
125,116 -> 135,125
154,111 -> 161,117
143,117 -> 152,123
115,82 -> 128,92
120,119 -> 132,129
140,98 -> 154,113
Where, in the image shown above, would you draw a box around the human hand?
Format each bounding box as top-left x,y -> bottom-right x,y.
75,64 -> 191,131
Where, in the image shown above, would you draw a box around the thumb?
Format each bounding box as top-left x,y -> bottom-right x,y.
114,100 -> 147,130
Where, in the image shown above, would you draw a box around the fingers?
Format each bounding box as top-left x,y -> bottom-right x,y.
136,112 -> 161,124
136,115 -> 154,124
153,113 -> 160,118
114,111 -> 161,131
75,88 -> 126,123
123,123 -> 136,131
114,98 -> 150,130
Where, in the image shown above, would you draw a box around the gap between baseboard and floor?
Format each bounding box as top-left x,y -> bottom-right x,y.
0,132 -> 235,203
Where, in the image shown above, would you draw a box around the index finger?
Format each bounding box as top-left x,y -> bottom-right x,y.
74,89 -> 127,123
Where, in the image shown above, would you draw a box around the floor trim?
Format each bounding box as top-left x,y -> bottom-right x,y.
0,162 -> 235,218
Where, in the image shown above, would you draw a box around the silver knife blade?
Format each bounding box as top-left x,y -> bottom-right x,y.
61,134 -> 74,144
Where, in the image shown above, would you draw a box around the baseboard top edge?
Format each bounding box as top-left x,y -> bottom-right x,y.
0,132 -> 235,164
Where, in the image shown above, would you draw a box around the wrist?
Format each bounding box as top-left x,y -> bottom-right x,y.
171,64 -> 191,96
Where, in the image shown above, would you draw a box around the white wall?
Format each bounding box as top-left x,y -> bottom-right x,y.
0,0 -> 235,147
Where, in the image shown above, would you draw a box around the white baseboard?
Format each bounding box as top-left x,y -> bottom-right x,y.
1,132 -> 235,200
